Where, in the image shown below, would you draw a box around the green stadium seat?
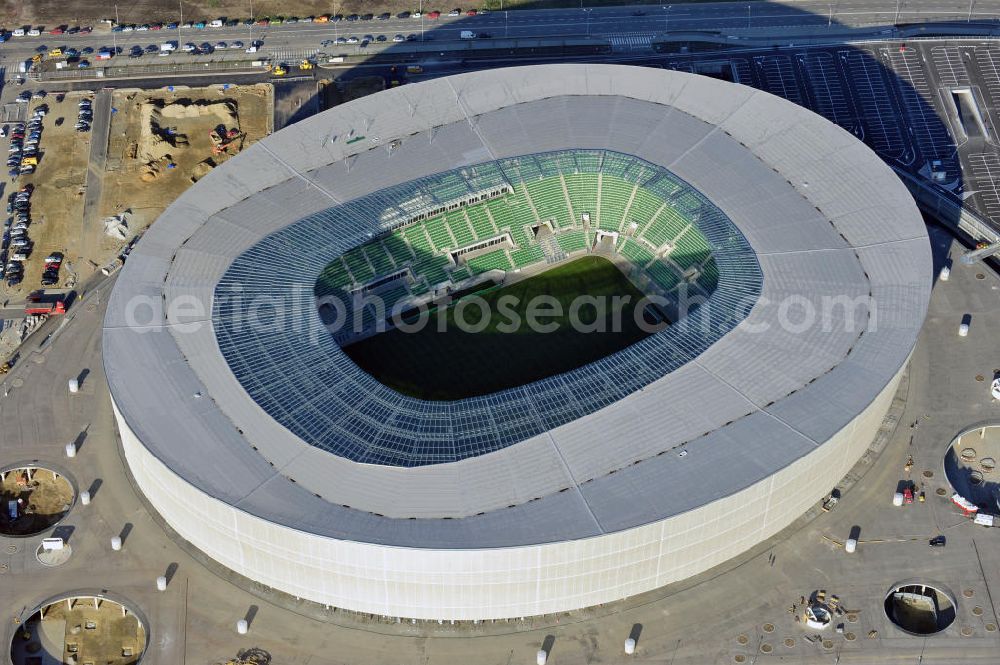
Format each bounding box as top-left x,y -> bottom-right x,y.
641,204 -> 689,249
424,216 -> 454,251
413,254 -> 452,286
564,173 -> 598,225
525,178 -> 572,229
466,206 -> 496,239
343,247 -> 375,284
671,228 -> 713,271
403,225 -> 434,256
619,238 -> 655,268
510,244 -> 545,269
363,244 -> 395,276
383,234 -> 413,266
446,211 -> 476,248
598,176 -> 635,232
647,260 -> 682,292
556,230 -> 588,254
467,249 -> 513,275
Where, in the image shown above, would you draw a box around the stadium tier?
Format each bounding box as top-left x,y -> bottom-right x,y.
313,149 -> 728,327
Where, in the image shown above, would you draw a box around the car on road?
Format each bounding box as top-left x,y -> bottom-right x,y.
15,93 -> 30,104
27,28 -> 41,36
216,41 -> 227,49
182,43 -> 196,52
151,23 -> 162,30
449,9 -> 462,16
50,26 -> 65,35
334,37 -> 346,44
929,535 -> 946,547
346,14 -> 359,21
376,34 -> 387,42
0,127 -> 6,138
346,36 -> 359,43
398,11 -> 411,19
167,22 -> 178,29
361,14 -> 374,21
137,24 -> 150,31
378,13 -> 391,20
232,41 -> 244,49
992,375 -> 1000,400
407,34 -> 418,41
427,11 -> 441,19
66,26 -> 79,34
121,25 -> 134,32
80,26 -> 92,33
393,34 -> 405,42
466,9 -> 477,16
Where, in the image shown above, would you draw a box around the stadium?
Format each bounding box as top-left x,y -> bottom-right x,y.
103,64 -> 931,620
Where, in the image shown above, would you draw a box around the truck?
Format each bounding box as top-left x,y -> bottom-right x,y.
25,300 -> 67,316
460,30 -> 476,39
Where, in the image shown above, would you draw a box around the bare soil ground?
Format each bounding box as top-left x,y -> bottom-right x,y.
0,0 -> 728,27
0,467 -> 73,536
13,601 -> 145,665
97,83 -> 270,257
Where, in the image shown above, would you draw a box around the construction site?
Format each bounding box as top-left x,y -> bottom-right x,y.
10,596 -> 146,665
0,465 -> 74,537
100,83 -> 271,248
0,83 -> 271,363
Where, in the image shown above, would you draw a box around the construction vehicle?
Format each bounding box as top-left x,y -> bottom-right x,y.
30,54 -> 43,64
0,360 -> 11,374
25,291 -> 68,316
299,58 -> 314,70
48,48 -> 63,57
272,63 -> 287,76
209,124 -> 244,155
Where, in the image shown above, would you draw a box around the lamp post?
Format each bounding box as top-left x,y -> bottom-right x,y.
663,5 -> 672,33
746,4 -> 751,29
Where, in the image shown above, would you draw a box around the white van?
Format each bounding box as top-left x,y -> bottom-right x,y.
210,19 -> 224,28
460,30 -> 476,39
12,28 -> 24,37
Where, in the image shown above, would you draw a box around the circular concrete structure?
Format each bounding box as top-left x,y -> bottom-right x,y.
103,64 -> 931,620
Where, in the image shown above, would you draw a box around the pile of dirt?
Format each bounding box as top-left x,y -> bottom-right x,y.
137,99 -> 237,163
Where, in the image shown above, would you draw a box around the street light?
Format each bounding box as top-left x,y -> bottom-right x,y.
583,8 -> 592,36
746,4 -> 751,29
663,5 -> 672,33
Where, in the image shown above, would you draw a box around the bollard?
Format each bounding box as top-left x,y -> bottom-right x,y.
624,637 -> 636,655
236,619 -> 248,635
68,378 -> 79,393
156,576 -> 167,591
65,442 -> 76,458
110,536 -> 122,551
80,490 -> 90,506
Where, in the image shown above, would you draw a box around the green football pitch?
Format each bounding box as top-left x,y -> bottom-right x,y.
343,256 -> 658,400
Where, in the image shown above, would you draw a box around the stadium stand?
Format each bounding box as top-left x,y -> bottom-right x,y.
317,149 -> 730,333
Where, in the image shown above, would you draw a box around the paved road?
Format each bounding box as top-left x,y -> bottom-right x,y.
2,0 -> 1000,71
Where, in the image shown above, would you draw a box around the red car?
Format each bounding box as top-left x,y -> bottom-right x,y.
427,11 -> 441,18
150,23 -> 162,30
466,9 -> 477,15
903,488 -> 914,504
49,26 -> 65,35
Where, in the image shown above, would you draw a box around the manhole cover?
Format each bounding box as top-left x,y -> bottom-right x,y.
846,613 -> 858,623
973,607 -> 984,616
783,638 -> 795,648
845,632 -> 856,641
737,634 -> 749,645
734,656 -> 746,664
10,378 -> 23,388
964,589 -> 975,598
976,273 -> 986,280
936,487 -> 948,496
760,644 -> 772,654
5,545 -> 16,554
986,623 -> 997,632
977,375 -> 986,382
762,623 -> 774,633
962,626 -> 974,637
923,470 -> 934,478
0,562 -> 7,573
822,640 -> 834,649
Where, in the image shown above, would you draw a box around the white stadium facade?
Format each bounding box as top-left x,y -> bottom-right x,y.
104,64 -> 931,620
